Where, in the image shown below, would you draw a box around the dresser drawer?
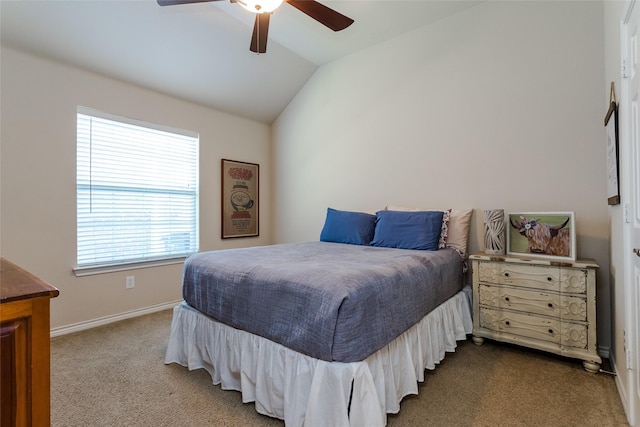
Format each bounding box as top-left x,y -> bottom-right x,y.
478,261 -> 560,291
477,261 -> 587,294
478,284 -> 587,322
479,307 -> 560,344
478,307 -> 587,349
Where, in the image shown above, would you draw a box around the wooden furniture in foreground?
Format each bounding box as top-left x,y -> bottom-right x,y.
1,258 -> 59,426
470,253 -> 601,372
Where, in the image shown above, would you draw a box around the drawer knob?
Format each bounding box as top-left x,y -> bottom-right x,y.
505,321 -> 510,326
547,277 -> 553,282
548,329 -> 554,334
548,303 -> 553,308
504,272 -> 510,277
505,297 -> 510,302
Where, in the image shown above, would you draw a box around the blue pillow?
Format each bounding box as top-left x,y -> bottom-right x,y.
371,210 -> 444,250
320,208 -> 377,246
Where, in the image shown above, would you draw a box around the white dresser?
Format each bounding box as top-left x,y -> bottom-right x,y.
470,253 -> 601,372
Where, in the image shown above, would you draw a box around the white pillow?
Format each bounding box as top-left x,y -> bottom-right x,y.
334,207 -> 383,216
386,206 -> 473,256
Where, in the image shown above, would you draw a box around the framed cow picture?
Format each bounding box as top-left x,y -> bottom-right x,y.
507,212 -> 576,261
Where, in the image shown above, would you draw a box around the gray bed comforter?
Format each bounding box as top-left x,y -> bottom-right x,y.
182,242 -> 464,362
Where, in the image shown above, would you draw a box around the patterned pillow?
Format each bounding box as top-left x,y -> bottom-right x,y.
438,209 -> 451,249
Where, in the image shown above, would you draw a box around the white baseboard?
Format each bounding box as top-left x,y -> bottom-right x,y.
610,353 -> 633,425
50,300 -> 183,338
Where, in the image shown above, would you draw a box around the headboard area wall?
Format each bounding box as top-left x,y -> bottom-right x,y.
271,1 -> 609,349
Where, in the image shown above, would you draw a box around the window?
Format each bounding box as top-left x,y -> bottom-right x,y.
76,107 -> 199,272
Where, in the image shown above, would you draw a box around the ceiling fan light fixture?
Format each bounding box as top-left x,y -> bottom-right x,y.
237,0 -> 283,13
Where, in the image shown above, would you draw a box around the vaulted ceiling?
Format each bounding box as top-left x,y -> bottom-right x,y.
1,0 -> 480,123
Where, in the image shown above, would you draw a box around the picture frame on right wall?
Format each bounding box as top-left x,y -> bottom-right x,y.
507,212 -> 576,262
605,82 -> 620,205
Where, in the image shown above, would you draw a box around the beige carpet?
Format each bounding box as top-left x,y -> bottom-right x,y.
51,309 -> 629,427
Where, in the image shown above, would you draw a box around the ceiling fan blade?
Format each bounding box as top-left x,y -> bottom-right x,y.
157,0 -> 223,6
250,13 -> 270,54
285,0 -> 353,31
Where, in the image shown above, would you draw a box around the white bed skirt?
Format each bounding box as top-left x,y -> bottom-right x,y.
164,287 -> 473,427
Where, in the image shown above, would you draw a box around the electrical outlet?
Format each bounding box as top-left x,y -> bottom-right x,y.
125,275 -> 135,289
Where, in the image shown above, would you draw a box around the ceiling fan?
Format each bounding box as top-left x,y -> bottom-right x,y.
157,0 -> 354,54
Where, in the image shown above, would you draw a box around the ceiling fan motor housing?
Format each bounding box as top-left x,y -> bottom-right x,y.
237,0 -> 283,13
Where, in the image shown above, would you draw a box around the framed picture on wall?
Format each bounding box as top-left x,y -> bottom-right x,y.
221,159 -> 259,239
605,83 -> 620,205
507,212 -> 576,262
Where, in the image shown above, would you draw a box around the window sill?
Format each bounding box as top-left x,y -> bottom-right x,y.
73,257 -> 187,277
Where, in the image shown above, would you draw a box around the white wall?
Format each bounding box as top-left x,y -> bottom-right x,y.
0,46 -> 271,329
273,1 -> 610,348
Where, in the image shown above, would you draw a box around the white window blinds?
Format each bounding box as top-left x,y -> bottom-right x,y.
76,107 -> 199,269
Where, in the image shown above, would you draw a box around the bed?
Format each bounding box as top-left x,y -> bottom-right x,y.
165,207 -> 474,426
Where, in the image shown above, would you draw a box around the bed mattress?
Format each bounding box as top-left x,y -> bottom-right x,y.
182,241 -> 464,362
